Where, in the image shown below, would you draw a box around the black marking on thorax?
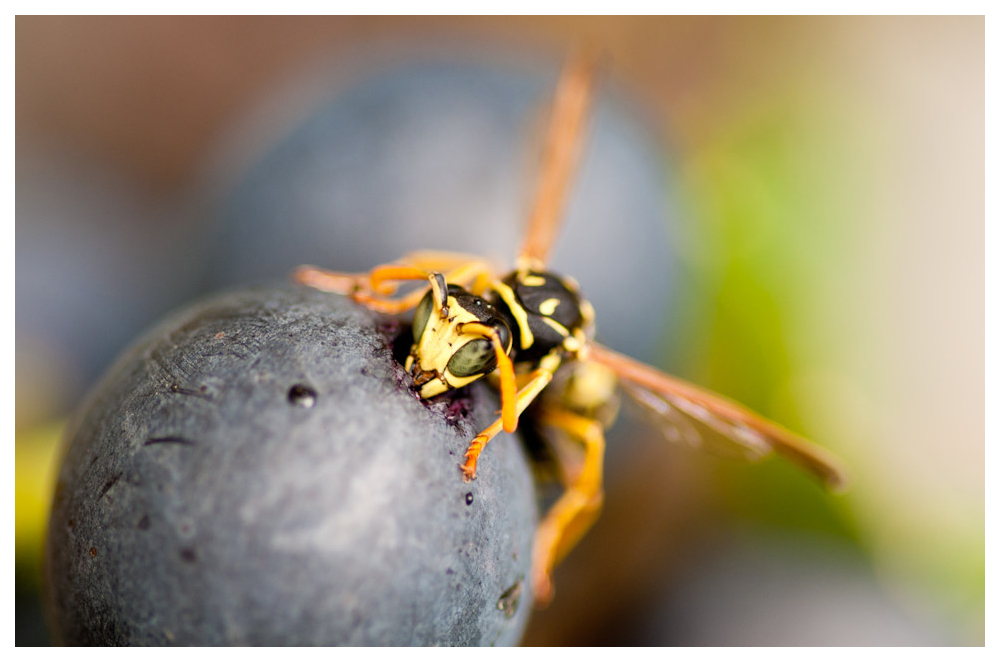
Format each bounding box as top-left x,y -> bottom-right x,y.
490,270 -> 585,364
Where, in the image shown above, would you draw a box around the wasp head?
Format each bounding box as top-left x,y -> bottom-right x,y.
404,274 -> 513,399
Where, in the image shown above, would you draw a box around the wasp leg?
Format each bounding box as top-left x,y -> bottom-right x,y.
294,258 -> 494,315
371,251 -> 496,295
360,260 -> 496,314
530,406 -> 606,605
393,250 -> 493,272
293,265 -> 431,314
388,253 -> 496,297
294,264 -> 433,297
293,265 -> 371,294
460,366 -> 554,481
366,265 -> 435,294
353,286 -> 434,315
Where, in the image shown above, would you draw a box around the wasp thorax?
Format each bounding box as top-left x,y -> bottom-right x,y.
405,284 -> 513,399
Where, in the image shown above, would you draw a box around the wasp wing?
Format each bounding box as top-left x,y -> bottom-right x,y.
517,49 -> 598,268
588,343 -> 848,492
620,380 -> 772,461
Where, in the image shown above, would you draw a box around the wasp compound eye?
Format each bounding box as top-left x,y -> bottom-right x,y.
411,290 -> 434,341
447,338 -> 497,377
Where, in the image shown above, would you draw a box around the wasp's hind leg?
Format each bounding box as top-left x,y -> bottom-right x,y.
530,406 -> 606,606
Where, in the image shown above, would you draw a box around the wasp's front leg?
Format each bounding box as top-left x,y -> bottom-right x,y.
293,254 -> 495,315
293,264 -> 428,314
292,265 -> 374,294
460,365 -> 555,480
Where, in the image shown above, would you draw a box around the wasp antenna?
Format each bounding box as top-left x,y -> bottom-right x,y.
429,272 -> 449,318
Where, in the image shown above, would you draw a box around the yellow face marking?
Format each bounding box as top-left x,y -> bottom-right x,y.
522,274 -> 546,287
416,371 -> 480,398
410,295 -> 491,397
538,297 -> 561,316
492,280 -> 534,350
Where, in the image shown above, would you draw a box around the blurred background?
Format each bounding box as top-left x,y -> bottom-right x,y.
16,16 -> 984,646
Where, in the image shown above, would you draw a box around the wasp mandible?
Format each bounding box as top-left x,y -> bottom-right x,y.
293,51 -> 847,605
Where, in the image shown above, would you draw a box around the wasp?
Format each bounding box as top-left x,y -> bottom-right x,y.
293,51 -> 847,604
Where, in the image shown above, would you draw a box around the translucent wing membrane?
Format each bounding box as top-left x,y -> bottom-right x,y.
621,381 -> 771,460
588,344 -> 848,492
517,49 -> 598,269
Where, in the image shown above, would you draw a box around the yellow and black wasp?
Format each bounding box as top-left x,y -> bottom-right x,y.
293,51 -> 847,604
